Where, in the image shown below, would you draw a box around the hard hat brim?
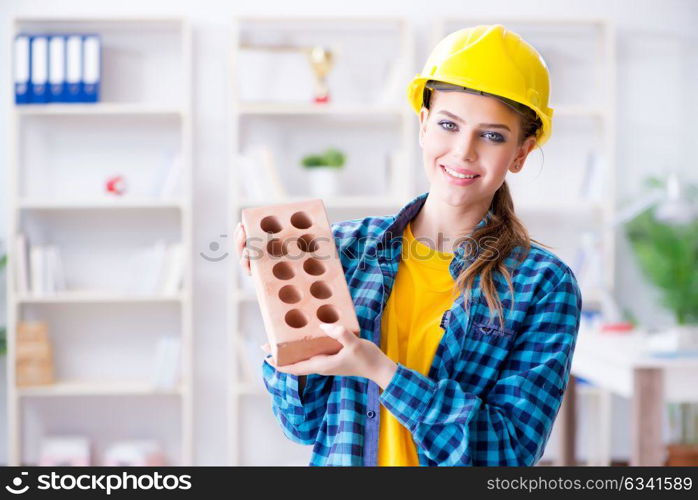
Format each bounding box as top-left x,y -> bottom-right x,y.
407,75 -> 553,147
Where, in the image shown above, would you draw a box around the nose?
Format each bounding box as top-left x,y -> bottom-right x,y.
454,133 -> 478,162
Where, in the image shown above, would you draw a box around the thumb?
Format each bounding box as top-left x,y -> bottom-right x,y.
319,323 -> 354,345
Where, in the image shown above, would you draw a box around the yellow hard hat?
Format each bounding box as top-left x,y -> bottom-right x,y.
407,24 -> 554,147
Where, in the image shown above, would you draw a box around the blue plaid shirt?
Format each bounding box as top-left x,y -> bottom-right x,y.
262,191 -> 582,466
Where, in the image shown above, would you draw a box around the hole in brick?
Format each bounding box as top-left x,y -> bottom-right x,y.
297,234 -> 319,253
260,216 -> 283,234
267,238 -> 287,257
317,304 -> 339,324
272,262 -> 294,280
303,258 -> 325,276
310,281 -> 332,299
290,211 -> 312,229
279,285 -> 301,304
285,309 -> 308,329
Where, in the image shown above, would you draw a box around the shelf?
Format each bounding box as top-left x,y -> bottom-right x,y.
237,102 -> 405,117
18,199 -> 186,211
15,103 -> 186,117
16,292 -> 185,304
18,380 -> 183,397
9,14 -> 193,468
236,195 -> 405,209
15,16 -> 187,26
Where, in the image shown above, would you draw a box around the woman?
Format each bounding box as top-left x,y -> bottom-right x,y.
234,24 -> 582,466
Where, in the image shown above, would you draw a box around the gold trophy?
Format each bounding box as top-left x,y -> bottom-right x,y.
307,46 -> 333,103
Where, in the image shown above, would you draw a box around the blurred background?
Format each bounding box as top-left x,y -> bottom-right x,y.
0,0 -> 697,466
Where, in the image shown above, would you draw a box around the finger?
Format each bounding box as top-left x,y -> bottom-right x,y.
234,231 -> 246,255
319,323 -> 355,346
274,354 -> 333,376
259,343 -> 271,354
243,249 -> 251,275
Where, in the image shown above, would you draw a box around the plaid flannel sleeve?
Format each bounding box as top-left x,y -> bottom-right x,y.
261,359 -> 333,445
379,269 -> 582,465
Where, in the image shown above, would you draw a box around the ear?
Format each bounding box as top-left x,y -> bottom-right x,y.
418,108 -> 429,148
509,136 -> 537,173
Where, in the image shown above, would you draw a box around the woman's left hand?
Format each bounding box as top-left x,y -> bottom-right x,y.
264,324 -> 398,389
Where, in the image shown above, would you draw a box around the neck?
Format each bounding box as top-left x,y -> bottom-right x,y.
411,193 -> 491,253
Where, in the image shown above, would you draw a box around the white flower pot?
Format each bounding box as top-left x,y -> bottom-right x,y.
307,168 -> 340,197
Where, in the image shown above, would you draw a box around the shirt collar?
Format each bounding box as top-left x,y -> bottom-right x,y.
378,192 -> 494,278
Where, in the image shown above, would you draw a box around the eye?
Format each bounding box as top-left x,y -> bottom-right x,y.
438,120 -> 457,131
483,131 -> 505,143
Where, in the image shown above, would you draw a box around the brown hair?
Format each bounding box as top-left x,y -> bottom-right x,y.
423,81 -> 549,327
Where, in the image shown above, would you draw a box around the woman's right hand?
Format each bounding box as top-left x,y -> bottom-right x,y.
233,221 -> 251,276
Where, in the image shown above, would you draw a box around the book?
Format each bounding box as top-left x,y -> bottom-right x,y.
237,146 -> 287,202
16,321 -> 55,387
236,152 -> 264,201
81,35 -> 101,102
579,151 -> 605,202
159,154 -> 183,199
160,243 -> 184,294
39,436 -> 90,466
29,245 -> 44,295
14,34 -> 32,104
151,337 -> 181,389
127,240 -> 168,295
15,234 -> 29,294
572,231 -> 603,295
103,440 -> 166,466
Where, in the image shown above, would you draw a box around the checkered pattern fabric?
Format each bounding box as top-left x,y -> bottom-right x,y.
262,191 -> 582,466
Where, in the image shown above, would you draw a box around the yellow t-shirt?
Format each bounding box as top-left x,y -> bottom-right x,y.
377,220 -> 458,466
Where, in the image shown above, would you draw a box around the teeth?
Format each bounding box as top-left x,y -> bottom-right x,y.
443,166 -> 478,179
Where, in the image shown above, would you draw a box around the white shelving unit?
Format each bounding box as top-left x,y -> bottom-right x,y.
6,17 -> 193,465
431,18 -> 617,311
227,16 -> 416,465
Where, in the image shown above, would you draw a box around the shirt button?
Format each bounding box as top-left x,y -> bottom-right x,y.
367,410 -> 376,418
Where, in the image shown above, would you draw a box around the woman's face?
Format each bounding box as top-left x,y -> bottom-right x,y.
419,89 -> 536,208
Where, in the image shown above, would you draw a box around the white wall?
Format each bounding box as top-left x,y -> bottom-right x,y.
1,0 -> 696,465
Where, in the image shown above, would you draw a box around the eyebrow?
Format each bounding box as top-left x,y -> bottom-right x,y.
436,110 -> 511,131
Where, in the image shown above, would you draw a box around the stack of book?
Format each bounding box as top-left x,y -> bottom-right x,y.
128,241 -> 185,296
16,321 -> 55,387
235,146 -> 286,202
14,235 -> 66,296
39,436 -> 90,466
14,33 -> 101,104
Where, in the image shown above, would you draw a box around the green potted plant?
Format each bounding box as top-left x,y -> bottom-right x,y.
624,175 -> 698,465
301,148 -> 345,197
624,176 -> 698,343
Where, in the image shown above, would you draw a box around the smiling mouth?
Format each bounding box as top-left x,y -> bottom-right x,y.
440,165 -> 480,180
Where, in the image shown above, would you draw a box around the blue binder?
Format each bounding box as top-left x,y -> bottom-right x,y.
30,35 -> 49,104
65,34 -> 82,103
14,34 -> 32,104
48,35 -> 67,103
82,34 -> 101,103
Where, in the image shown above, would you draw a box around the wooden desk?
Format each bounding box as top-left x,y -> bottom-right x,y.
557,329 -> 698,466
